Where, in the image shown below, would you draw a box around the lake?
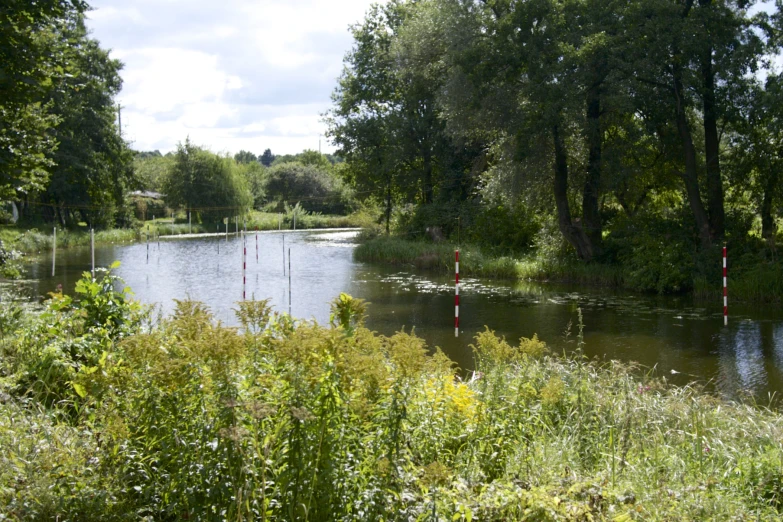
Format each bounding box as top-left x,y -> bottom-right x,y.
19,229 -> 783,402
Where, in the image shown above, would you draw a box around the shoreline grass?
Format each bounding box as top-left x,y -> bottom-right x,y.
354,235 -> 624,284
355,235 -> 782,302
0,210 -> 370,255
1,277 -> 783,520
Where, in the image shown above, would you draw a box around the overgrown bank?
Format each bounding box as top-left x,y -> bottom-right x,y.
1,272 -> 783,520
354,235 -> 783,303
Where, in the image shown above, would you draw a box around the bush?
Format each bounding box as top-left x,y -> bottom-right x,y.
263,162 -> 353,214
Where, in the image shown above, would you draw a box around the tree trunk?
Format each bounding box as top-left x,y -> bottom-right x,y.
701,44 -> 725,239
385,183 -> 392,235
761,170 -> 778,246
583,82 -> 603,256
673,69 -> 712,248
422,146 -> 433,204
553,124 -> 595,261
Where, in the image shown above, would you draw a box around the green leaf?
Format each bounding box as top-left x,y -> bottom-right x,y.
71,381 -> 86,398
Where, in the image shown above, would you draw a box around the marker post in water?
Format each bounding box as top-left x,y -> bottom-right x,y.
723,246 -> 728,326
242,231 -> 247,301
282,234 -> 285,275
455,249 -> 460,337
52,227 -> 56,277
90,227 -> 95,278
288,248 -> 292,316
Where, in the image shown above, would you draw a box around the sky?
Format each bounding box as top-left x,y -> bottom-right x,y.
85,0 -> 382,156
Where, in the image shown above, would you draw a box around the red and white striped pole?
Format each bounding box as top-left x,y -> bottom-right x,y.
723,245 -> 727,326
455,249 -> 459,337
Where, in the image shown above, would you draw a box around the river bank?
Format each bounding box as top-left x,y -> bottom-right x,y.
0,210 -> 371,254
1,274 -> 782,520
354,235 -> 783,303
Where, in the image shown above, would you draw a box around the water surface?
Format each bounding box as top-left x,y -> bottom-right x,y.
20,230 -> 783,402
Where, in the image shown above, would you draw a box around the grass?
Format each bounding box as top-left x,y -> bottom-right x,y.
694,261 -> 783,303
355,235 -> 625,286
356,235 -> 783,301
0,208 -> 372,256
1,275 -> 783,520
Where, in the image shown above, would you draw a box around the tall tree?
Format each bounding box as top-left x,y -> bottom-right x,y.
42,13 -> 133,227
0,0 -> 87,201
259,148 -> 275,167
621,0 -> 766,246
164,139 -> 252,223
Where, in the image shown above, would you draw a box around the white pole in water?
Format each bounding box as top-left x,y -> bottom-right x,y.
188,211 -> 191,234
282,234 -> 285,275
90,227 -> 95,279
455,249 -> 460,337
723,245 -> 728,326
288,248 -> 292,316
52,227 -> 56,277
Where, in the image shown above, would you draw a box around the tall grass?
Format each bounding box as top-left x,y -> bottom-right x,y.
355,236 -> 624,285
694,261 -> 783,303
2,274 -> 782,520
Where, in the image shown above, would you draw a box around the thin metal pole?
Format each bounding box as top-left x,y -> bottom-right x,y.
288,248 -> 291,316
52,227 -> 56,277
723,246 -> 728,326
282,234 -> 285,275
455,249 -> 460,337
90,227 -> 95,278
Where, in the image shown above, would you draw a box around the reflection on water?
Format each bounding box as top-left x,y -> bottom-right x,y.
18,229 -> 783,402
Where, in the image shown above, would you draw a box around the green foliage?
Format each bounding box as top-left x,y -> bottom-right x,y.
0,0 -> 88,200
9,265 -> 141,409
2,288 -> 783,519
164,139 -> 253,223
263,162 -> 352,214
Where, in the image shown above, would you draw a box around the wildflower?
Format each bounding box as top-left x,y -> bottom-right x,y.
218,426 -> 247,442
246,401 -> 276,420
290,406 -> 314,422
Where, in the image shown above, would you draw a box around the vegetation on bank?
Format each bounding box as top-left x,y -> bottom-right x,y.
2,271 -> 783,520
355,234 -> 783,303
328,0 -> 783,304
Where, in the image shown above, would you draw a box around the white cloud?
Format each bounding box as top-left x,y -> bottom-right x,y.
86,0 -> 384,155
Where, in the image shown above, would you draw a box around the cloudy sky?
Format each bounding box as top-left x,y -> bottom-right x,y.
85,0 -> 382,155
